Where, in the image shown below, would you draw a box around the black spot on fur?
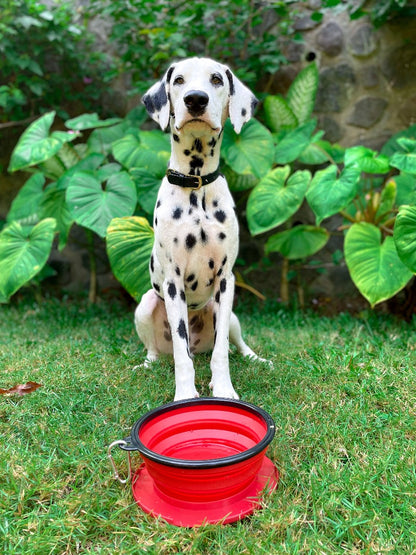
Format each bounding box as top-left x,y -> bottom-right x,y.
208,138 -> 217,148
213,200 -> 218,207
215,290 -> 221,303
185,234 -> 197,250
173,134 -> 180,143
241,108 -> 247,117
220,279 -> 227,293
150,255 -> 154,273
200,228 -> 208,243
217,268 -> 223,277
156,200 -> 161,208
222,256 -> 228,266
251,97 -> 259,115
218,232 -> 226,241
166,66 -> 175,83
193,138 -> 203,153
191,280 -> 198,291
213,313 -> 217,330
184,149 -> 191,156
186,273 -> 195,282
214,210 -> 226,223
226,69 -> 235,95
207,277 -> 214,286
153,282 -> 160,293
190,191 -> 198,207
189,156 -> 204,175
202,194 -> 206,212
172,207 -> 183,219
178,319 -> 188,342
167,282 -> 177,300
180,290 -> 186,302
174,237 -> 178,244
175,266 -> 181,276
154,217 -> 158,226
209,258 -> 214,269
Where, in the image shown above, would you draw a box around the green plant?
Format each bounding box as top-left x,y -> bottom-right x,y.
223,62 -> 416,308
311,0 -> 414,27
88,0 -> 298,95
1,108 -> 158,303
0,0 -> 104,121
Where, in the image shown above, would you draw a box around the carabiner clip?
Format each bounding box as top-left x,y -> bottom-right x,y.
107,440 -> 132,484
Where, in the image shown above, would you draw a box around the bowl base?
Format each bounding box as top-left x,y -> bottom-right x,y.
131,456 -> 279,527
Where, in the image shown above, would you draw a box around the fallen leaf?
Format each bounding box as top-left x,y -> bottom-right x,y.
0,381 -> 42,396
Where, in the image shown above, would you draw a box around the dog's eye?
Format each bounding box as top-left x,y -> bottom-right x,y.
173,76 -> 185,85
211,74 -> 224,86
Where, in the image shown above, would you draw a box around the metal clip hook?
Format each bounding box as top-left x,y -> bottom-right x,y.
107,440 -> 132,484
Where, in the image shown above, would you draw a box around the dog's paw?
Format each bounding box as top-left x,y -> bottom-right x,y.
209,380 -> 239,400
174,387 -> 200,402
246,353 -> 273,367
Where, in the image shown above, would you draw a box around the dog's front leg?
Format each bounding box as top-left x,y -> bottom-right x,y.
210,273 -> 239,399
163,278 -> 199,401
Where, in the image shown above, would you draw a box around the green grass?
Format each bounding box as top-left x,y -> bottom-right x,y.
1,296 -> 416,554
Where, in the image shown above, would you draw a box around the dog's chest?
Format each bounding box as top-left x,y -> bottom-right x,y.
151,177 -> 238,306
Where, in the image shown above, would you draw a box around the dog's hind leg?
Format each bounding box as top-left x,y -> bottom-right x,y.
134,290 -> 160,368
229,311 -> 270,363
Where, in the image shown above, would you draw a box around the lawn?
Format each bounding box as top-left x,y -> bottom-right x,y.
0,296 -> 415,554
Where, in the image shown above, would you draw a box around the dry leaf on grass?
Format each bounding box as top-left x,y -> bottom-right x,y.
0,382 -> 42,396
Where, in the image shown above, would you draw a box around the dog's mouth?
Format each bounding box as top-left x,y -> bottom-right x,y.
175,119 -> 221,133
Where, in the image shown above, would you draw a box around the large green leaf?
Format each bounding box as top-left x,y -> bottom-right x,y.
263,95 -> 298,133
40,183 -> 74,250
344,146 -> 390,174
345,222 -> 413,307
287,62 -> 319,125
221,119 -> 274,179
130,168 -> 163,215
265,225 -> 329,259
393,173 -> 416,206
390,138 -> 416,174
394,205 -> 416,272
247,166 -> 311,236
112,130 -> 170,172
6,173 -> 45,225
106,216 -> 154,301
0,218 -> 56,302
306,165 -> 361,225
223,166 -> 259,192
274,120 -> 317,164
8,111 -> 78,172
66,170 -> 137,238
65,113 -> 122,130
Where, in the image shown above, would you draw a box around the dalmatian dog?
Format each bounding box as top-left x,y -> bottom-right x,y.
134,57 -> 265,401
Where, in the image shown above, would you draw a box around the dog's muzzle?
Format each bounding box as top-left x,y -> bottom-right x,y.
184,90 -> 209,117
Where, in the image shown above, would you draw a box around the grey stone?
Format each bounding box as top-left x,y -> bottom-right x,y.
315,64 -> 356,113
398,94 -> 416,126
316,22 -> 344,57
349,25 -> 378,57
360,65 -> 379,89
348,97 -> 388,128
294,14 -> 320,31
317,115 -> 343,143
382,44 -> 416,89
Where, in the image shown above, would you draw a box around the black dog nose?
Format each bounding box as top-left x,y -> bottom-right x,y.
184,90 -> 209,115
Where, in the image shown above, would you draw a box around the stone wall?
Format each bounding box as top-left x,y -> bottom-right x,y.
269,9 -> 416,151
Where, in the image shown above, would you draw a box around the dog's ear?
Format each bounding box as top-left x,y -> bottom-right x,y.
142,66 -> 175,131
225,68 -> 258,134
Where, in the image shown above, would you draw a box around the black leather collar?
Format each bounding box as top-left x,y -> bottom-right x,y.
166,167 -> 221,190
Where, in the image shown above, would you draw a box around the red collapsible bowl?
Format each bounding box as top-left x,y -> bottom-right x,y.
123,398 -> 279,527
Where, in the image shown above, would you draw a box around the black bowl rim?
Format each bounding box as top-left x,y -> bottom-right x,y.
121,397 -> 276,469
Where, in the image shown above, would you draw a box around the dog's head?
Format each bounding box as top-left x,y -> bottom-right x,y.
142,57 -> 258,135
